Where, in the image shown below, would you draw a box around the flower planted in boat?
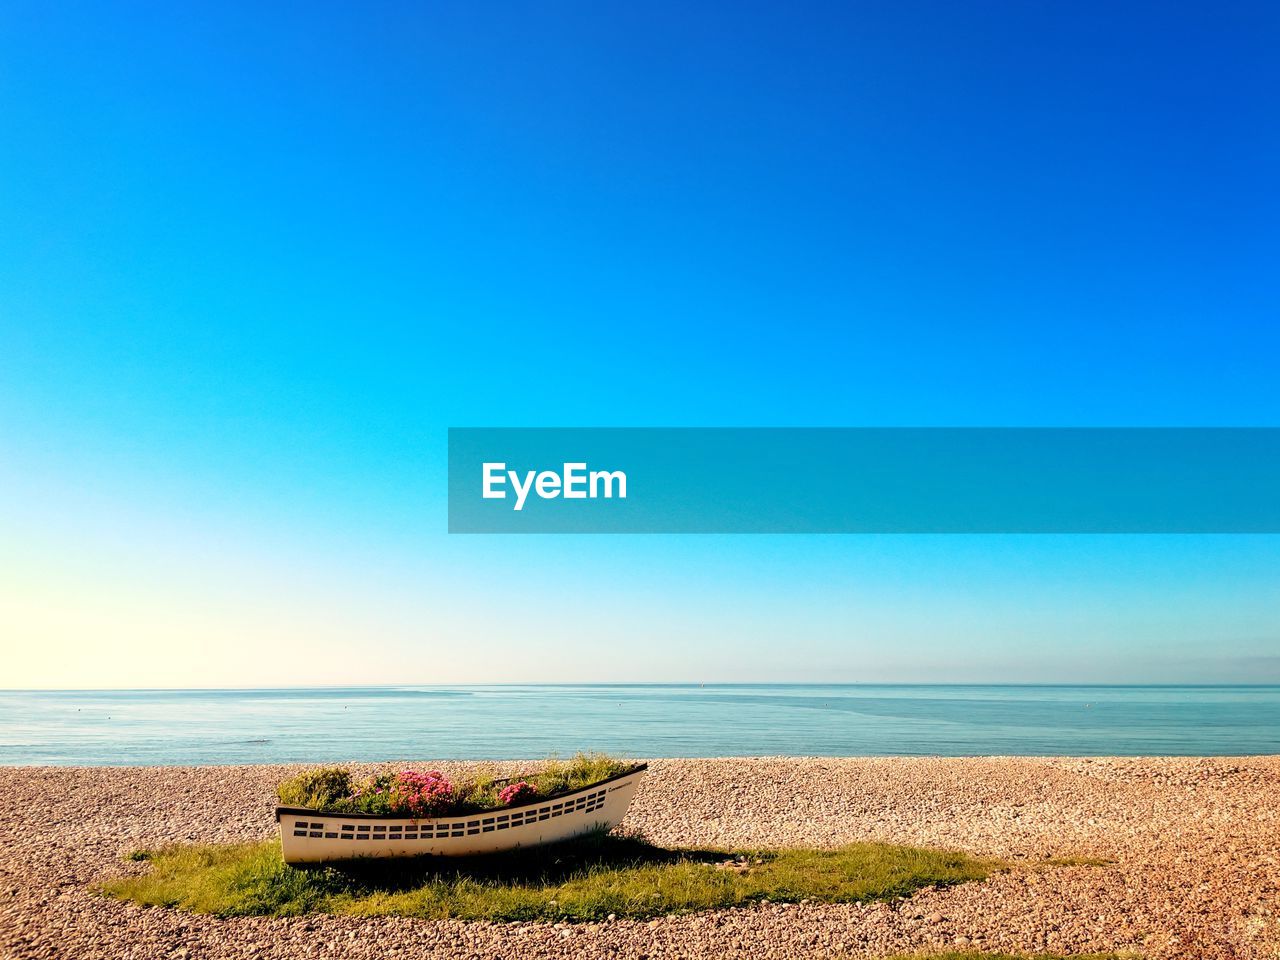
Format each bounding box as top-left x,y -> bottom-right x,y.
391,770 -> 455,817
497,780 -> 538,805
345,773 -> 398,815
276,753 -> 637,816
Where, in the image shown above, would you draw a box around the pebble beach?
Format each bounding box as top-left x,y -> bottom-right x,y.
1,756 -> 1276,959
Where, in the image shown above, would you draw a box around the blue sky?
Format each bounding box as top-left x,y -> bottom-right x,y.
1,1 -> 1277,686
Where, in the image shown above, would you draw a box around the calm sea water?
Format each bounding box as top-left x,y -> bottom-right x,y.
1,685 -> 1277,765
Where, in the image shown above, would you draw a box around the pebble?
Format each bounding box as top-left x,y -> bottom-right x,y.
1,757 -> 1277,958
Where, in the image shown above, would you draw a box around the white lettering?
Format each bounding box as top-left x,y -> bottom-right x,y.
482,463 -> 507,499
535,470 -> 561,499
483,462 -> 627,510
510,469 -> 536,512
562,462 -> 587,499
590,469 -> 627,499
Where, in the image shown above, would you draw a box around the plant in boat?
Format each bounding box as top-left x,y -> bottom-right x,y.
275,753 -> 635,817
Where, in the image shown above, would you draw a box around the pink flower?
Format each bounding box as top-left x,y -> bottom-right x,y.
388,769 -> 455,817
498,780 -> 539,805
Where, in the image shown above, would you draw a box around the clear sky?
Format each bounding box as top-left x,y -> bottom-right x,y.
2,2 -> 1278,687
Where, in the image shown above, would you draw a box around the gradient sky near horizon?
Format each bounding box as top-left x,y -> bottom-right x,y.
2,1 -> 1278,687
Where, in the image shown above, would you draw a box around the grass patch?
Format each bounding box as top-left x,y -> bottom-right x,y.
100,832 -> 991,921
275,767 -> 353,809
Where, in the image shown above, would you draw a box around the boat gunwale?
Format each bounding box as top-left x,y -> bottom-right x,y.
274,762 -> 647,822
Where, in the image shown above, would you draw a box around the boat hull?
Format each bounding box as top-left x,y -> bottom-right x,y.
276,766 -> 645,864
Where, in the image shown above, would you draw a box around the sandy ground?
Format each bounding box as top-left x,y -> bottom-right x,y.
1,757 -> 1277,959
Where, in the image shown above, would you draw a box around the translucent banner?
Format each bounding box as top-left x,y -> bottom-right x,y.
447,428 -> 1280,533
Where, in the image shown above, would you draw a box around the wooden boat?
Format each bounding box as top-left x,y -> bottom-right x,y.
276,763 -> 646,864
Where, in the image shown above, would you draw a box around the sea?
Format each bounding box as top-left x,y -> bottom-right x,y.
1,684 -> 1278,765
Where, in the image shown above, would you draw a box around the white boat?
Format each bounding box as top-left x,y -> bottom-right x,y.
276,764 -> 647,864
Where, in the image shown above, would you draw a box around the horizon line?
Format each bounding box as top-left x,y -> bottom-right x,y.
5,681 -> 1280,693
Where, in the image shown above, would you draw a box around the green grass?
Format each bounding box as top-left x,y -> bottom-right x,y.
101,832 -> 991,921
529,753 -> 635,795
275,767 -> 354,809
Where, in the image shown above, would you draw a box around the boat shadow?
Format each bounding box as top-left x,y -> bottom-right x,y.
305,830 -> 728,891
